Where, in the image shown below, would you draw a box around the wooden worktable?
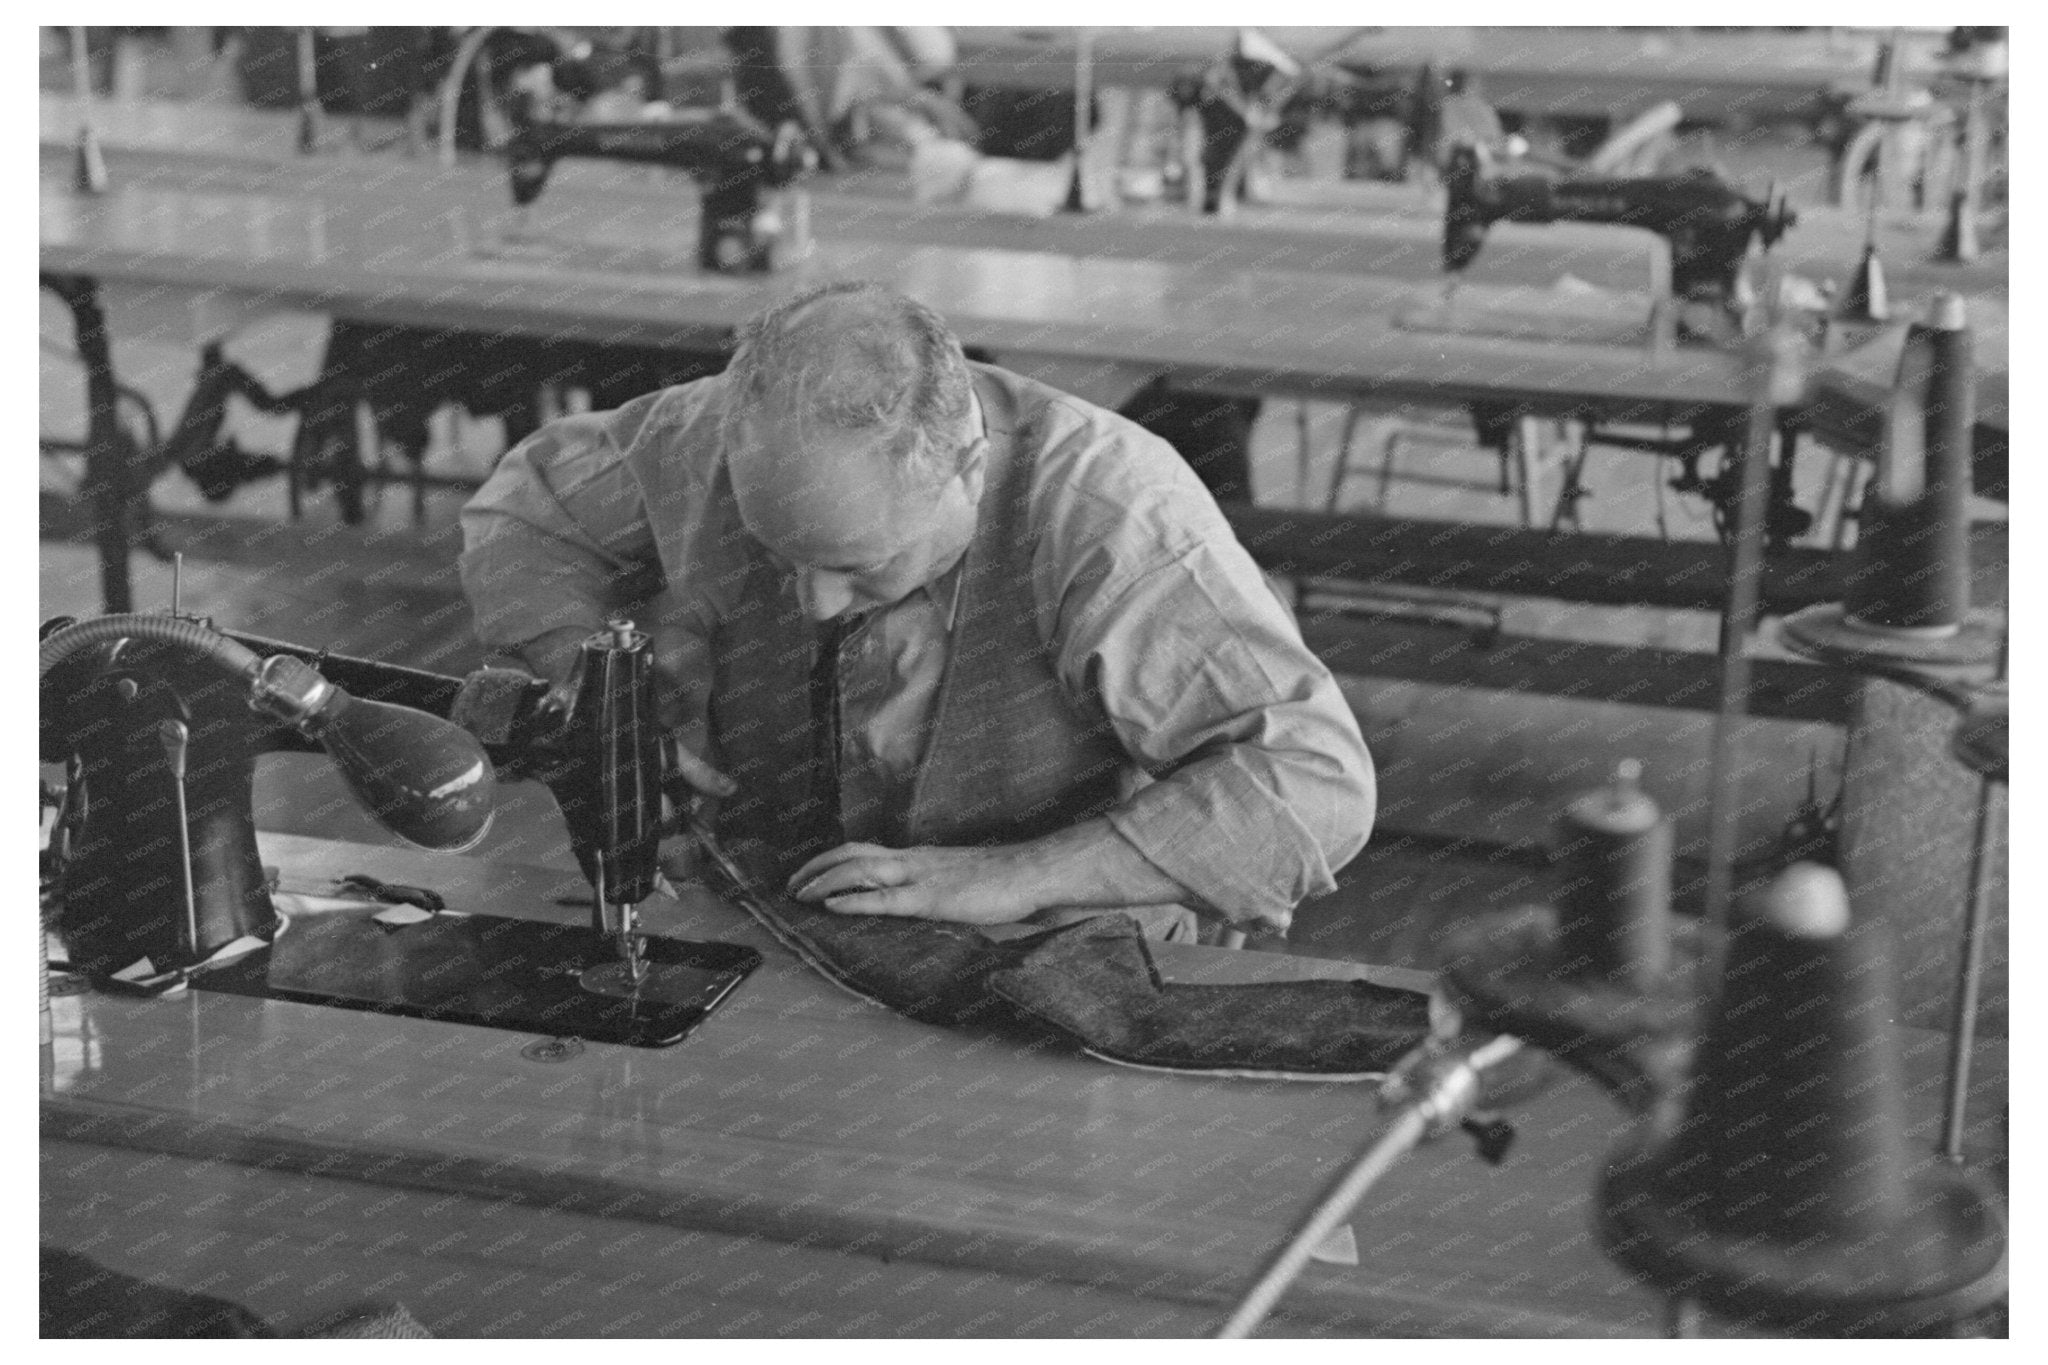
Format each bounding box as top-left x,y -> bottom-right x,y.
44,92 -> 2010,302
42,831 -> 1624,1338
38,831 -> 2006,1337
40,93 -> 1669,291
41,94 -> 2005,423
39,149 -> 1746,416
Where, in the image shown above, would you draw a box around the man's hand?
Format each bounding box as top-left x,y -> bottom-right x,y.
785,820 -> 1194,927
786,843 -> 1041,925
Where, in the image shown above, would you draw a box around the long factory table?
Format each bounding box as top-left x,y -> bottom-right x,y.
42,92 -> 2010,303
41,95 -> 2009,443
39,93 -> 1669,291
39,831 -> 2005,1338
35,141 -> 1760,416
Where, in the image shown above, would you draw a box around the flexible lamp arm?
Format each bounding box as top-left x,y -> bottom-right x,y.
40,615 -> 496,853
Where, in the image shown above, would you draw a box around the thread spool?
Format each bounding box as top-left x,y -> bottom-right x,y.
1554,760 -> 1672,993
1784,294 -> 1999,668
1600,863 -> 2006,1335
1439,762 -> 1684,1109
1851,295 -> 1972,632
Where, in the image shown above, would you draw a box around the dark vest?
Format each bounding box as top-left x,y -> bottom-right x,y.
668,373 -> 1135,876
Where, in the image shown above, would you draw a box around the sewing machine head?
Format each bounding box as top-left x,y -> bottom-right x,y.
39,614 -> 669,985
1443,143 -> 1797,304
504,97 -> 817,273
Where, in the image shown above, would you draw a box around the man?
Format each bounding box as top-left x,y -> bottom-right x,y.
460,282 -> 1372,942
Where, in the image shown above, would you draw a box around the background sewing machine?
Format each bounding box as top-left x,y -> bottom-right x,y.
1441,142 -> 1797,320
501,91 -> 817,273
40,609 -> 757,1046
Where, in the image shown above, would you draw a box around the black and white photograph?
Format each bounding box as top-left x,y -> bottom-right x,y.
33,19 -> 2015,1341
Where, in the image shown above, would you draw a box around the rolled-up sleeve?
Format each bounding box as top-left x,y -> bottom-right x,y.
458,414 -> 664,657
1055,523 -> 1375,935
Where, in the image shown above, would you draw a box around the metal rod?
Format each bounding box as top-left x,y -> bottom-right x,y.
1217,1104 -> 1431,1338
439,27 -> 498,167
295,27 -> 324,156
1941,629 -> 2007,1162
1065,28 -> 1095,212
157,720 -> 200,962
1939,775 -> 1998,1162
1216,1036 -> 1521,1338
69,26 -> 94,104
171,552 -> 183,616
1701,331 -> 1799,984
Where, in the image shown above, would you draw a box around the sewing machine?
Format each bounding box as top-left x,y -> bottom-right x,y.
503,101 -> 816,273
39,611 -> 757,1045
1443,144 -> 1797,307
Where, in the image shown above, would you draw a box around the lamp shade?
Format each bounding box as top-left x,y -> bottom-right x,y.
251,655 -> 496,852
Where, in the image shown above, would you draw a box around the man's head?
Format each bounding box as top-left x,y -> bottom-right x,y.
723,282 -> 987,621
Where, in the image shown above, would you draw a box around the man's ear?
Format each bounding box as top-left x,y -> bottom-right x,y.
956,438 -> 989,506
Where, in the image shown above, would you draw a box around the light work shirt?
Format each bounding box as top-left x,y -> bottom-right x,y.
460,366 -> 1374,933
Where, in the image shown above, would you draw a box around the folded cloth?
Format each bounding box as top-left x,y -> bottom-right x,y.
704,837 -> 1432,1078
988,916 -> 1432,1079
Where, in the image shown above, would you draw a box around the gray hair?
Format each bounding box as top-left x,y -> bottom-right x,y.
721,281 -> 976,490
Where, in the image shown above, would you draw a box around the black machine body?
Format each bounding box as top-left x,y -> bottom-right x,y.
41,627 -> 280,978
505,104 -> 817,273
1444,144 -> 1797,304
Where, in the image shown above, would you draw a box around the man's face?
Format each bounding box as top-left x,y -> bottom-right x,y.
729,412 -> 985,622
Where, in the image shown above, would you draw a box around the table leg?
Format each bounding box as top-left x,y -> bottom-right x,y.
42,273 -> 135,613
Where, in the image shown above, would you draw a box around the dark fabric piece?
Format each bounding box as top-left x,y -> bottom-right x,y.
40,1245 -> 435,1339
710,841 -> 1431,1076
716,839 -> 1070,1027
41,1246 -> 273,1339
987,915 -> 1433,1076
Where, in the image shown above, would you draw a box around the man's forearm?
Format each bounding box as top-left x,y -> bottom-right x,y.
790,818 -> 1197,926
1012,818 -> 1191,912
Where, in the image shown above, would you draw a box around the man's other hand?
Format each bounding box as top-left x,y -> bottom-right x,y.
786,842 -> 1038,925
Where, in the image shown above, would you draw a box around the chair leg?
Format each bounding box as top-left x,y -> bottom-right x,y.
1371,431 -> 1398,512
1295,401 -> 1315,509
1829,458 -> 1871,553
1331,405 -> 1367,513
1513,415 -> 1547,527
1550,421 -> 1593,532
